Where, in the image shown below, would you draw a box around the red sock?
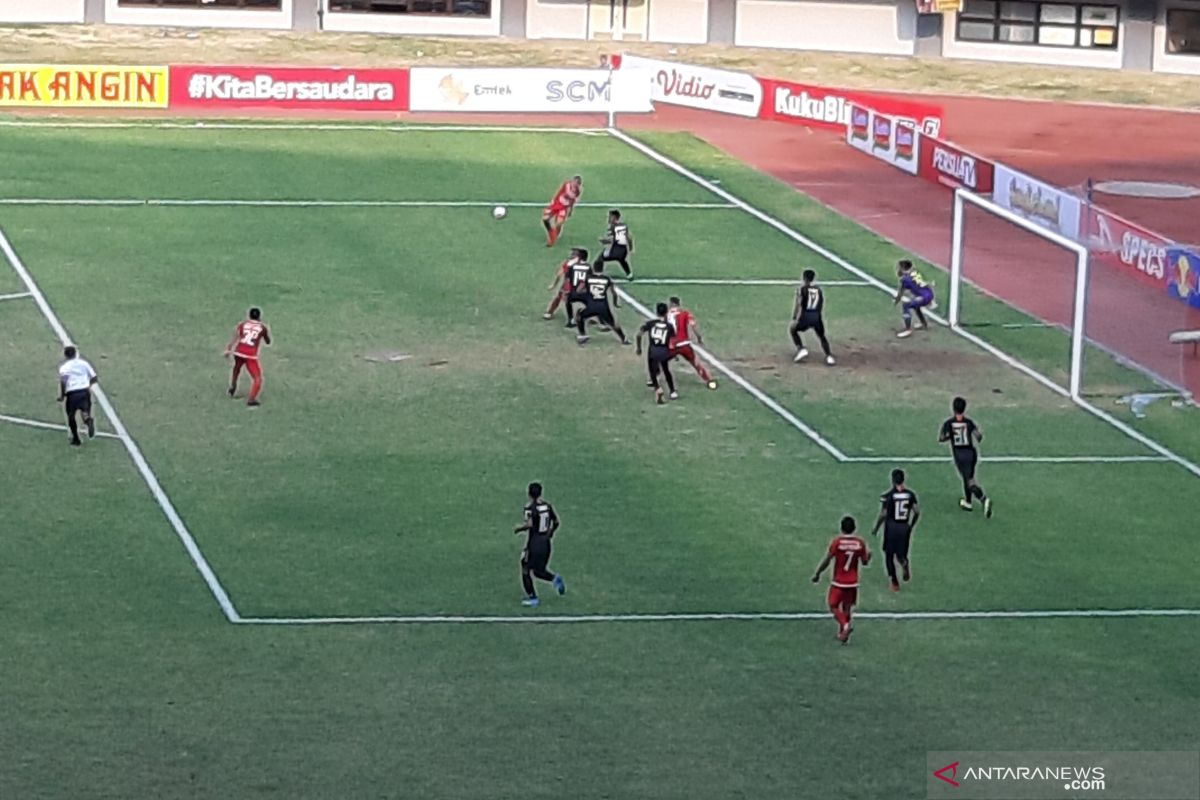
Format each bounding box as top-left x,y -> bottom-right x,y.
246,360 -> 263,402
831,605 -> 848,630
696,362 -> 713,383
841,604 -> 854,629
547,293 -> 563,315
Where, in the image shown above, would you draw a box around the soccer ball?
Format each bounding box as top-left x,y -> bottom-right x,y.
492,206 -> 507,220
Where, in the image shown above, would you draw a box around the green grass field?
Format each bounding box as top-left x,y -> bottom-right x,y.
1,121 -> 1198,799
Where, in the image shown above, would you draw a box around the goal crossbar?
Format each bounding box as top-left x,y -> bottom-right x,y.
949,188 -> 1089,399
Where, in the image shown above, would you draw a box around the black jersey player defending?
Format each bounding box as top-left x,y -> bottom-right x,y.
575,263 -> 630,346
595,209 -> 634,280
513,482 -> 566,607
871,468 -> 920,592
637,302 -> 678,404
790,269 -> 835,366
939,396 -> 993,517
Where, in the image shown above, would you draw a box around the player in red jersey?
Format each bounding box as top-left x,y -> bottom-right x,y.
543,248 -> 588,322
812,516 -> 872,644
542,175 -> 582,247
224,306 -> 271,406
665,296 -> 717,389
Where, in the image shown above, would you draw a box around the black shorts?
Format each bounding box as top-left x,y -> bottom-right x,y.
566,290 -> 587,304
953,449 -> 978,480
579,303 -> 615,327
522,537 -> 552,572
600,244 -> 629,262
65,389 -> 92,417
792,314 -> 824,333
883,527 -> 911,559
648,346 -> 671,364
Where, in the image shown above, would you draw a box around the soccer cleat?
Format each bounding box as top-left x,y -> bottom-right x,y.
890,580 -> 900,593
85,417 -> 96,439
577,335 -> 589,346
669,391 -> 679,400
553,575 -> 566,595
626,273 -> 635,282
959,499 -> 973,511
227,386 -> 236,398
621,339 -> 632,346
542,312 -> 553,320
793,347 -> 809,363
896,329 -> 914,339
247,400 -> 261,407
521,596 -> 540,607
69,437 -> 82,447
826,355 -> 836,366
707,380 -> 718,390
655,391 -> 665,405
598,325 -> 611,332
565,320 -> 575,328
984,497 -> 993,518
646,380 -> 656,388
838,624 -> 854,645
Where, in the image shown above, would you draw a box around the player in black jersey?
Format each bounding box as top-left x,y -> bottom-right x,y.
939,396 -> 992,517
563,248 -> 592,327
594,209 -> 634,280
790,269 -> 835,366
871,468 -> 920,592
575,263 -> 630,346
637,302 -> 678,404
512,481 -> 566,607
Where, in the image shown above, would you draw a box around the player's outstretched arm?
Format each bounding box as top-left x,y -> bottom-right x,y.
811,553 -> 833,582
513,520 -> 530,534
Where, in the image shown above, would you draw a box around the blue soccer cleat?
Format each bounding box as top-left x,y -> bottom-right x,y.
521,596 -> 540,608
553,575 -> 566,595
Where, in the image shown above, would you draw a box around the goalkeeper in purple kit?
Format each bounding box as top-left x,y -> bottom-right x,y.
894,259 -> 935,339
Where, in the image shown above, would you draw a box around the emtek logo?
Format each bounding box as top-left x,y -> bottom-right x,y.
546,79 -> 611,103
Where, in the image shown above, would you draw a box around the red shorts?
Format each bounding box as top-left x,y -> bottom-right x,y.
234,355 -> 262,377
827,586 -> 857,609
543,204 -> 570,224
672,344 -> 696,362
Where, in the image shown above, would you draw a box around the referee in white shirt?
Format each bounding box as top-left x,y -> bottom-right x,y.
57,345 -> 98,446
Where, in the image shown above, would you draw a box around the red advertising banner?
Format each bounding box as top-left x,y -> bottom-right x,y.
758,77 -> 943,137
169,65 -> 409,111
1084,205 -> 1171,288
917,137 -> 995,193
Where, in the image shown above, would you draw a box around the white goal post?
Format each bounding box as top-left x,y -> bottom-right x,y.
949,188 -> 1089,400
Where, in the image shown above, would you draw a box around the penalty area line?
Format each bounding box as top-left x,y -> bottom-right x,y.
0,291 -> 32,301
235,608 -> 1200,625
0,412 -> 120,440
615,278 -> 873,287
0,198 -> 735,210
845,454 -> 1170,464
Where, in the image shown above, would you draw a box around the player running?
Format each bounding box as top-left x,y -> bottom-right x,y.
225,306 -> 271,407
812,516 -> 871,644
513,481 -> 566,607
871,469 -> 920,592
594,209 -> 634,280
637,302 -> 678,404
894,259 -> 935,338
543,248 -> 587,322
939,396 -> 993,516
666,296 -> 716,389
543,175 -> 582,247
575,264 -> 630,346
57,345 -> 98,447
790,269 -> 835,365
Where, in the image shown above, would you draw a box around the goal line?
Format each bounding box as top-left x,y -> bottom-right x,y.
0,198 -> 735,210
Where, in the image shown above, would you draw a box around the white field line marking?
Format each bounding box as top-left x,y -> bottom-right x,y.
615,286 -> 848,462
846,454 -> 1169,464
0,121 -> 608,134
616,278 -> 873,287
0,227 -> 240,622
236,607 -> 1200,625
608,127 -> 1200,480
0,412 -> 120,440
0,198 -> 734,210
0,291 -> 32,301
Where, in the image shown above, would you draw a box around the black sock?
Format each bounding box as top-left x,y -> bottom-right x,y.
817,333 -> 833,357
618,258 -> 632,277
576,314 -> 587,336
963,480 -> 973,502
971,484 -> 987,501
663,364 -> 676,393
885,551 -> 898,583
522,571 -> 535,597
67,415 -> 79,441
542,219 -> 552,233
790,327 -> 803,348
613,325 -> 627,342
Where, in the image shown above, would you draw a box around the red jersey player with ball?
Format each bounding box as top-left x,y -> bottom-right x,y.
812,516 -> 872,644
225,306 -> 271,406
542,175 -> 582,247
666,296 -> 716,389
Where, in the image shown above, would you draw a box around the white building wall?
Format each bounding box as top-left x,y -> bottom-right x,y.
649,0 -> 709,44
323,1 -> 501,35
1153,0 -> 1200,74
943,13 -> 1124,68
526,0 -> 588,39
0,0 -> 84,23
735,0 -> 915,55
104,0 -> 292,30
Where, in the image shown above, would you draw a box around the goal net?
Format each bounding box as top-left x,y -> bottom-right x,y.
948,188 -> 1199,405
